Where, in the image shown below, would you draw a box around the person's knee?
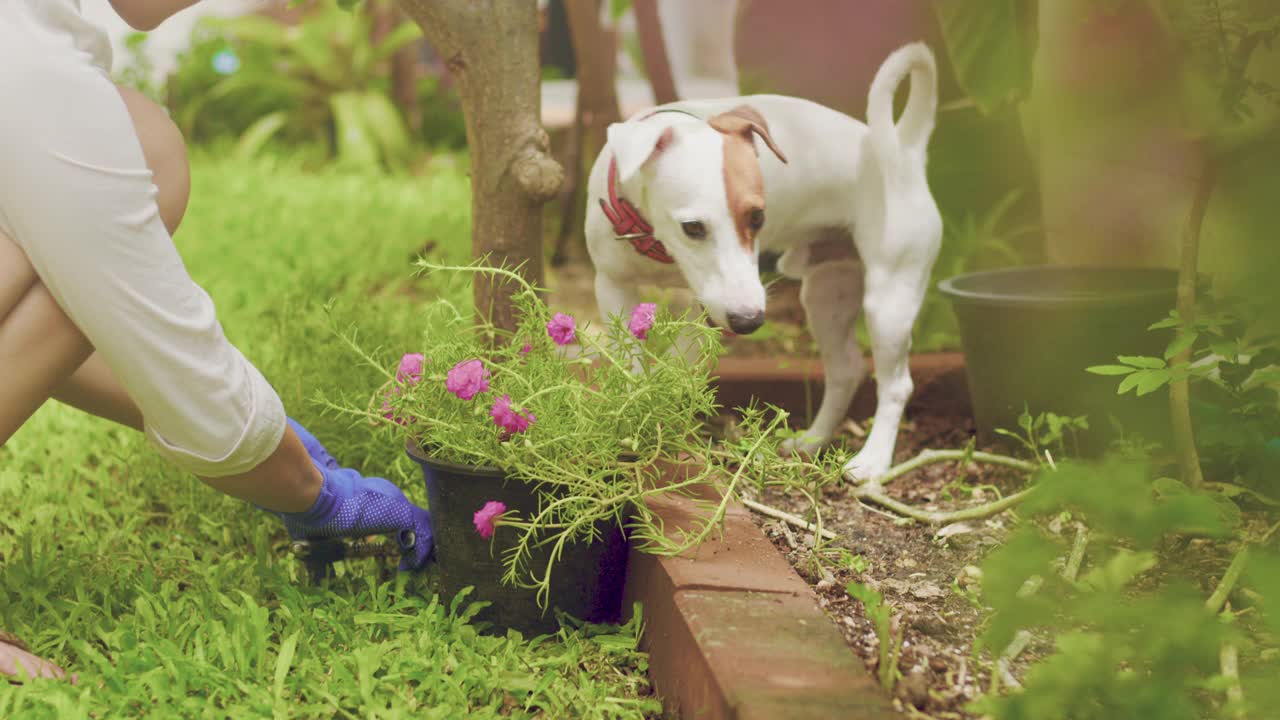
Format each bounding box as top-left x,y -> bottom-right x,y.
0,229 -> 38,324
115,85 -> 191,236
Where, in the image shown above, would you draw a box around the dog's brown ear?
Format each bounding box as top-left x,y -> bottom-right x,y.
708,105 -> 788,164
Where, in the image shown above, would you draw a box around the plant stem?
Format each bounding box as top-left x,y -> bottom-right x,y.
996,630 -> 1033,691
854,486 -> 1034,525
741,498 -> 839,541
874,449 -> 1037,487
1206,544 -> 1250,615
1171,157 -> 1217,490
1221,640 -> 1246,719
1064,523 -> 1089,584
650,421 -> 779,554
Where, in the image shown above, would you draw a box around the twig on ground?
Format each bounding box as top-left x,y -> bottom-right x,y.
854,486 -> 1034,526
872,449 -> 1037,487
1206,544 -> 1251,615
995,630 -> 1033,691
742,497 -> 838,541
1262,518 -> 1280,545
1221,638 -> 1245,719
846,446 -> 1040,524
1064,524 -> 1089,584
993,523 -> 1089,693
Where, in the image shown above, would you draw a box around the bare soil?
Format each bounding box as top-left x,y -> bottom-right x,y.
735,410 -> 1035,717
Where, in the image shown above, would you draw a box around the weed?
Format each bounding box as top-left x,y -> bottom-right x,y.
846,580 -> 902,693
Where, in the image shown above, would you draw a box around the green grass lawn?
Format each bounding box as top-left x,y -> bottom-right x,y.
0,153 -> 661,718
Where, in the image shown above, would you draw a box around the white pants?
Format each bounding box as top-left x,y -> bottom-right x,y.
0,3 -> 285,477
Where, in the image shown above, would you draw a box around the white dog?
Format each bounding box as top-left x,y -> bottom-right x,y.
584,42 -> 942,481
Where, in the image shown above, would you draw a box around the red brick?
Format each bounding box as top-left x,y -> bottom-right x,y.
624,478 -> 893,719
627,493 -> 808,596
639,589 -> 892,720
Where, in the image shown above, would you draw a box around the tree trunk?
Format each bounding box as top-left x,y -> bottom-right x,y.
552,0 -> 622,266
395,0 -> 563,332
634,0 -> 679,105
1170,157 -> 1216,490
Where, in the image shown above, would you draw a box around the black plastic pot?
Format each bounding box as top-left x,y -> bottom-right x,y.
405,444 -> 629,636
938,266 -> 1179,453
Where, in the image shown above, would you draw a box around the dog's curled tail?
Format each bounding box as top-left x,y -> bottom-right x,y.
866,42 -> 938,159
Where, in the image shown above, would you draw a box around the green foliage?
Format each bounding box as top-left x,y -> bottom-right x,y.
1159,0 -> 1280,135
168,4 -> 424,171
609,0 -> 635,22
933,0 -> 1035,114
974,594 -> 1225,720
994,407 -> 1090,461
846,581 -> 901,692
974,459 -> 1238,718
0,154 -> 660,717
1089,294 -> 1280,499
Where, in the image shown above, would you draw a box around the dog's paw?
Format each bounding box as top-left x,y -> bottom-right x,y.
780,432 -> 829,459
842,451 -> 891,485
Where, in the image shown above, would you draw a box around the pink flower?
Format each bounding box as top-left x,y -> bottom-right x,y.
519,342 -> 532,357
628,303 -> 657,340
383,353 -> 426,424
473,500 -> 507,540
490,394 -> 535,435
546,313 -> 576,346
396,353 -> 425,383
445,359 -> 490,400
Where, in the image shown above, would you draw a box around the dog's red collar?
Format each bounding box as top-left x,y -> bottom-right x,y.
598,107 -> 703,265
599,157 -> 674,265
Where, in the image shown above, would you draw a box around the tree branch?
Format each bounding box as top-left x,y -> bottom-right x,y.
634,0 -> 679,105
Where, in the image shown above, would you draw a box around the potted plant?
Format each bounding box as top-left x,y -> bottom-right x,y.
335,262 -> 782,635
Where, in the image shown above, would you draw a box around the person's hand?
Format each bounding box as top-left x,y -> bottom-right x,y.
280,419 -> 434,571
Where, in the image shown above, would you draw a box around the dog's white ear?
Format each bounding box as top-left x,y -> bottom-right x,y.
607,121 -> 676,184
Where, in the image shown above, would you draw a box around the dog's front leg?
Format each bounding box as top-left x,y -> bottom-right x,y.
782,260 -> 867,456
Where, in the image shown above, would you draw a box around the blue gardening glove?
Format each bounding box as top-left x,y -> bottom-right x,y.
279,418 -> 434,571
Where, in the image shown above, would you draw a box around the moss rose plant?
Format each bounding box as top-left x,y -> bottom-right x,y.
334,262 -> 786,607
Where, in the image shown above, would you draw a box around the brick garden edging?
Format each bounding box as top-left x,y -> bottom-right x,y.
621,353 -> 970,718
623,489 -> 893,719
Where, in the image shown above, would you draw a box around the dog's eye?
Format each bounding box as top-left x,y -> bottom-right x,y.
681,221 -> 707,239
748,208 -> 765,231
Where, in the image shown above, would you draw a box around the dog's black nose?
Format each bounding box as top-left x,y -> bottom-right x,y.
726,309 -> 766,335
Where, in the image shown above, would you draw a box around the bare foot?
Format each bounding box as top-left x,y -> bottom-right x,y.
0,631 -> 73,683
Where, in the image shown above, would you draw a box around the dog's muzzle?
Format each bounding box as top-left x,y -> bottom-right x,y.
725,309 -> 766,335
